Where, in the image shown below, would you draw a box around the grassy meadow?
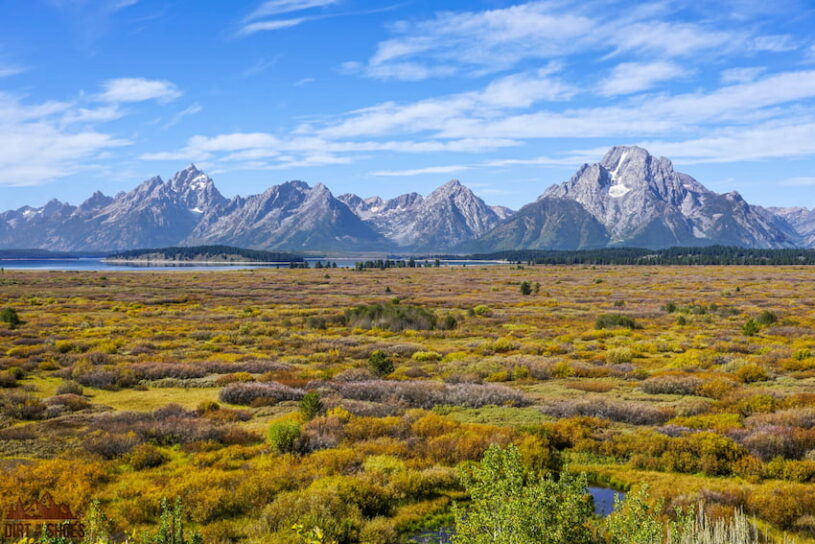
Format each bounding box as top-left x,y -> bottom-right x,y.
1,265 -> 815,543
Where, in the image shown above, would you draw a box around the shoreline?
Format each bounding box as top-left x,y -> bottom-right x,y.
101,258 -> 298,265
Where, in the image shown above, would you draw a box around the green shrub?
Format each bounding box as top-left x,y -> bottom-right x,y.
452,444 -> 593,544
0,308 -> 20,329
519,281 -> 532,296
742,319 -> 760,336
755,310 -> 778,326
299,392 -> 323,421
56,380 -> 84,396
606,347 -> 634,364
345,302 -> 437,331
595,314 -> 637,330
268,421 -> 301,454
367,350 -> 394,377
130,444 -> 168,470
472,305 -> 493,317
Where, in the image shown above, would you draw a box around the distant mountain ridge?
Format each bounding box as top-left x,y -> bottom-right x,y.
0,147 -> 812,252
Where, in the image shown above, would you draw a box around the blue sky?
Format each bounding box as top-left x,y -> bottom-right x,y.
2,0 -> 815,211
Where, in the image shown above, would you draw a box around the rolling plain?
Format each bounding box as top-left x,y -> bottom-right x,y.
1,265 -> 815,543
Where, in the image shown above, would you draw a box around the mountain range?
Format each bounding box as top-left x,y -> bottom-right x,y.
1,146 -> 811,253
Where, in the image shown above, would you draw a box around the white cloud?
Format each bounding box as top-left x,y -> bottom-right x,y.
720,66 -> 765,84
634,120 -> 815,163
752,34 -> 797,52
237,0 -> 338,36
781,176 -> 815,186
354,1 -> 739,80
97,78 -> 181,103
162,103 -> 202,129
0,64 -> 26,78
599,61 -> 689,96
371,165 -> 471,177
0,93 -> 129,186
237,18 -> 307,36
245,0 -> 338,20
317,67 -> 573,139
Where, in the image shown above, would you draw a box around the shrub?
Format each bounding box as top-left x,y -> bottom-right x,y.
595,314 -> 637,330
452,444 -> 593,544
56,380 -> 84,396
519,281 -> 532,296
735,364 -> 769,383
305,316 -> 327,329
640,375 -> 702,396
315,380 -> 528,409
219,381 -> 304,406
0,370 -> 17,388
662,302 -> 677,313
412,351 -> 442,362
299,391 -> 323,421
472,305 -> 493,317
367,350 -> 394,377
345,302 -> 437,331
0,308 -> 20,329
606,347 -> 633,364
267,421 -> 301,454
742,319 -> 760,336
755,310 -> 778,326
83,431 -> 139,459
543,398 -> 672,425
129,443 -> 168,469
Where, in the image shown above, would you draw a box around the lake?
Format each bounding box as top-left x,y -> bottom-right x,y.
0,258 -> 506,271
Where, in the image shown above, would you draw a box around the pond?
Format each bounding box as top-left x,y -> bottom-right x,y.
588,486 -> 626,517
408,487 -> 626,543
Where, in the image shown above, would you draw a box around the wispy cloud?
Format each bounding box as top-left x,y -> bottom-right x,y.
245,0 -> 338,20
242,56 -> 281,77
599,61 -> 689,96
0,64 -> 26,78
97,78 -> 181,103
237,18 -> 308,36
237,0 -> 338,36
781,176 -> 815,186
720,66 -> 765,84
371,165 -> 470,177
0,92 -> 129,187
162,103 -> 202,129
352,1 -> 743,80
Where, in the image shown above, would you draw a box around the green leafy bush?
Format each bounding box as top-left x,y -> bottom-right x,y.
595,314 -> 637,330
0,307 -> 20,329
268,421 -> 301,454
367,350 -> 394,377
345,302 -> 437,331
299,392 -> 323,421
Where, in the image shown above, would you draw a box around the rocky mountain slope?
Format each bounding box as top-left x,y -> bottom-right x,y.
339,180 -> 507,251
469,146 -> 804,251
768,207 -> 815,247
185,181 -> 386,251
1,148 -> 812,252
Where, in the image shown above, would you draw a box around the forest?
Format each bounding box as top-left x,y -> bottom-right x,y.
0,264 -> 814,543
104,246 -> 304,263
466,246 -> 815,265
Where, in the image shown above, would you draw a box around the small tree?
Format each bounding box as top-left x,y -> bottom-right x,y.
452,444 -> 593,544
519,281 -> 532,296
268,420 -> 301,454
367,350 -> 394,377
0,307 -> 20,329
742,319 -> 760,337
299,391 -> 323,421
